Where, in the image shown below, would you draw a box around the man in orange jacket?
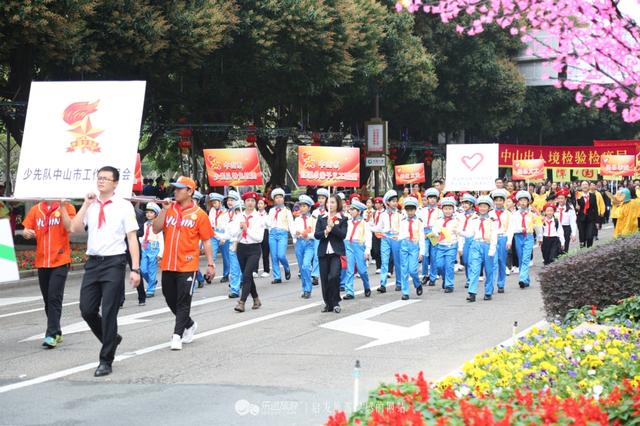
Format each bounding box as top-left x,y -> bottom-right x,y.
22,200 -> 77,348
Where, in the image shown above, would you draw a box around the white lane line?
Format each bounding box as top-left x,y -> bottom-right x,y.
0,297 -> 42,307
20,296 -> 228,342
0,284 -> 352,394
0,262 -> 299,319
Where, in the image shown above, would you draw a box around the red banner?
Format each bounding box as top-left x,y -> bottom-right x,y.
204,148 -> 263,187
298,146 -> 360,187
394,163 -> 425,184
133,154 -> 143,193
600,155 -> 636,177
499,144 -> 636,168
512,159 -> 546,181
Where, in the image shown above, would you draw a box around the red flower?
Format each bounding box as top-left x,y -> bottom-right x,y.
591,305 -> 597,316
326,410 -> 348,426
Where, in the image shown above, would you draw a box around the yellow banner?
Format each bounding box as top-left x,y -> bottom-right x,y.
552,168 -> 571,182
572,168 -> 599,180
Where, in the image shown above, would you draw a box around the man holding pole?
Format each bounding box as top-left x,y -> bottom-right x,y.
22,199 -> 77,348
70,166 -> 141,377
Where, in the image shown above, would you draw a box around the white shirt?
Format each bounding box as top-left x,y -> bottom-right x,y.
378,209 -> 403,234
139,220 -> 164,258
489,208 -> 511,236
345,217 -> 372,253
84,196 -> 138,256
467,214 -> 498,256
209,208 -> 228,233
229,211 -> 266,244
541,216 -> 566,247
456,210 -> 478,238
397,216 -> 426,256
417,205 -> 442,230
293,214 -> 316,241
268,204 -> 296,237
555,204 -> 578,238
506,209 -> 543,242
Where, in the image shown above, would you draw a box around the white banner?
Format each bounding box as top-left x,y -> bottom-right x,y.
445,144 -> 499,191
366,122 -> 386,153
15,81 -> 146,199
0,219 -> 19,283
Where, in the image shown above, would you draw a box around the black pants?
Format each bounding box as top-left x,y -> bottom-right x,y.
38,264 -> 69,338
238,243 -> 261,302
255,229 -> 270,273
541,236 -> 561,265
319,254 -> 341,310
161,271 -> 196,337
577,219 -> 595,248
561,225 -> 572,253
80,254 -> 127,364
371,234 -> 382,269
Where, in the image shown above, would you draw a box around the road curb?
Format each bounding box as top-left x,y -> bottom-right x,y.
1,265 -> 86,291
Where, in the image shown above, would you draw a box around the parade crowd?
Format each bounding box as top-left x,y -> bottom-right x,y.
19,168 -> 640,377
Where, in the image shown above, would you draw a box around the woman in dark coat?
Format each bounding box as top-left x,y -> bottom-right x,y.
314,195 -> 348,313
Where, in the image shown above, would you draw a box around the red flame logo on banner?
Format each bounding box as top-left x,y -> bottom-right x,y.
63,101 -> 103,153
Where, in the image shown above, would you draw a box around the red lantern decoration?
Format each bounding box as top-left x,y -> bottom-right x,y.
389,147 -> 398,163
246,124 -> 257,145
311,132 -> 321,146
424,149 -> 433,165
178,127 -> 192,154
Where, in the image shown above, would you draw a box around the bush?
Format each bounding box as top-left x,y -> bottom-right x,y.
538,234 -> 640,320
564,295 -> 640,327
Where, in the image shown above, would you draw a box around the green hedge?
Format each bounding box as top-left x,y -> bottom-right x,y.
538,234 -> 640,319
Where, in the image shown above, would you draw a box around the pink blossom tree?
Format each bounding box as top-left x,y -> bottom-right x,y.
396,0 -> 640,122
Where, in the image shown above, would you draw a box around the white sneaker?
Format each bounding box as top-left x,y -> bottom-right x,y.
375,269 -> 381,274
479,276 -> 484,282
182,321 -> 197,344
170,334 -> 182,351
355,273 -> 360,278
252,272 -> 258,278
529,260 -> 534,267
512,267 -> 519,274
387,273 -> 392,278
505,267 -> 511,276
260,272 -> 270,278
454,265 -> 462,272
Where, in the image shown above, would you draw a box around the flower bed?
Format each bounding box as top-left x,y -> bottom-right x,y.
16,247 -> 87,271
328,297 -> 640,425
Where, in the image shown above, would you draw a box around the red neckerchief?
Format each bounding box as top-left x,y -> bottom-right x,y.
42,202 -> 60,233
242,213 -> 252,239
349,218 -> 361,242
97,199 -> 112,229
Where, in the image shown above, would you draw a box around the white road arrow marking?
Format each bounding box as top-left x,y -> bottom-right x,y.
20,295 -> 227,342
320,300 -> 430,350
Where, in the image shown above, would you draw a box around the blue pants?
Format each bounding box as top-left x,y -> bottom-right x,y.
514,233 -> 534,286
436,244 -> 457,289
141,242 -> 160,295
295,239 -> 315,293
344,241 -> 370,296
468,241 -> 495,295
211,235 -> 230,278
493,235 -> 508,289
229,248 -> 241,295
400,240 -> 421,296
380,236 -> 401,287
461,236 -> 473,286
269,228 -> 290,280
421,234 -> 437,280
312,239 -> 320,279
